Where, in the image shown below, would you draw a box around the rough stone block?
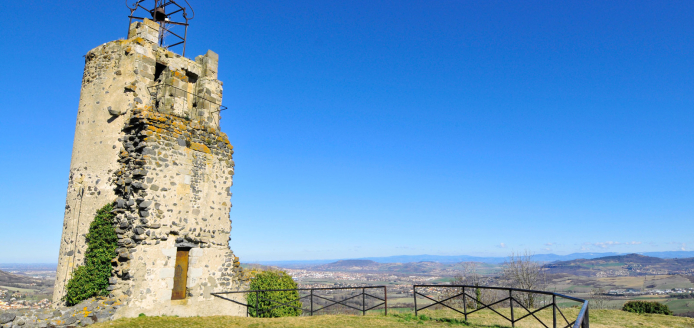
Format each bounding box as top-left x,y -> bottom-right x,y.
159,268 -> 175,279
205,50 -> 219,62
0,313 -> 15,324
190,248 -> 203,257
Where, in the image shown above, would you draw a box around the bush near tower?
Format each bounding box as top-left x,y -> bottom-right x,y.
622,300 -> 672,315
64,203 -> 118,306
246,270 -> 302,317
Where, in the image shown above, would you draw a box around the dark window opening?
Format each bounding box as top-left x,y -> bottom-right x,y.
186,71 -> 198,84
154,63 -> 167,82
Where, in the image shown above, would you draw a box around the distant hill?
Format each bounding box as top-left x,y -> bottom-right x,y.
315,259 -> 418,273
544,253 -> 694,277
322,260 -> 379,268
357,251 -> 694,264
307,260 -> 501,276
250,251 -> 694,267
0,263 -> 57,271
0,269 -> 52,289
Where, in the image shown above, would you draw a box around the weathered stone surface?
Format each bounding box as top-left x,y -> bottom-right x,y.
108,107 -> 124,116
80,316 -> 94,325
0,312 -> 16,324
63,317 -> 77,325
36,313 -> 50,320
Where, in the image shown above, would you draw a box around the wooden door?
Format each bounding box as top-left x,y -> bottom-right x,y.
171,248 -> 190,300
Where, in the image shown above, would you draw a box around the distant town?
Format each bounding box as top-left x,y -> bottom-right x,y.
0,288 -> 51,311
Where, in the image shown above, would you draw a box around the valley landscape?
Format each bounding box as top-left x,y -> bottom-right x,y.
4,252 -> 694,324
1,1 -> 692,328
0,264 -> 54,310
238,252 -> 694,316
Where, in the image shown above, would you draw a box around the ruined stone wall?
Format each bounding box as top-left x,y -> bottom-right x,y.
54,19 -> 245,317
109,109 -> 244,317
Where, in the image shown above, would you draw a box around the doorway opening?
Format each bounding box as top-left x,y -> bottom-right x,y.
171,247 -> 190,300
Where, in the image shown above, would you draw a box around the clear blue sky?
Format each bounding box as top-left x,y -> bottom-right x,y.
1,1 -> 692,262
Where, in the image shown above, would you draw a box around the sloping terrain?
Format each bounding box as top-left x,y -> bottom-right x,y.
545,254 -> 694,277
0,269 -> 52,289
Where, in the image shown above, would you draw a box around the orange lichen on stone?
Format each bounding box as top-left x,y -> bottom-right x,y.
151,116 -> 167,123
147,126 -> 162,133
175,122 -> 187,130
173,71 -> 187,79
190,142 -> 211,154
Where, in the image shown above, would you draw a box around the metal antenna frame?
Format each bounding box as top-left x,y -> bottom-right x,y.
126,0 -> 195,56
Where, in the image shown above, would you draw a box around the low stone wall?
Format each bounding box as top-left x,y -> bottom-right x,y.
0,297 -> 122,328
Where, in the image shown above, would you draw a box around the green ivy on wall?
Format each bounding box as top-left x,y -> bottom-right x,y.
63,203 -> 118,306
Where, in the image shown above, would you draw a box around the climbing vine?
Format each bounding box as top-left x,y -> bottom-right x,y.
64,203 -> 118,306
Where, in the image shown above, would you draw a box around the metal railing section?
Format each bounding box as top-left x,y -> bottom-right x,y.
147,83 -> 227,114
212,286 -> 388,317
413,285 -> 589,328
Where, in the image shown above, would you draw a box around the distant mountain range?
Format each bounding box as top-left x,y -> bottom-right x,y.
250,254 -> 694,278
253,251 -> 694,267
545,253 -> 694,277
7,251 -> 694,269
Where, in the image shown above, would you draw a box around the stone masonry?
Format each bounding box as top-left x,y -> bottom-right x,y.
52,19 -> 245,318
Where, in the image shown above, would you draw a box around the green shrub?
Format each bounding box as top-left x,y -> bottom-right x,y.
622,300 -> 672,315
246,270 -> 302,317
63,203 -> 118,306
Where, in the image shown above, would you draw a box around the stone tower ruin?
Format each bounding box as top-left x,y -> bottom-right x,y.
53,16 -> 244,317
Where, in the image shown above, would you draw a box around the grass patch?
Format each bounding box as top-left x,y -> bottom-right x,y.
90,309 -> 694,328
0,286 -> 37,293
393,313 -> 470,325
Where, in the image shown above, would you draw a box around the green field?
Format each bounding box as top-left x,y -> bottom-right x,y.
91,309 -> 694,328
0,285 -> 38,293
662,298 -> 694,314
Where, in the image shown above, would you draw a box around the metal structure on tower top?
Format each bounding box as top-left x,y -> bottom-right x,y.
126,0 -> 195,56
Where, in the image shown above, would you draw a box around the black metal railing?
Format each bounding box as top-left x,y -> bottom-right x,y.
413,285 -> 589,328
213,286 -> 388,317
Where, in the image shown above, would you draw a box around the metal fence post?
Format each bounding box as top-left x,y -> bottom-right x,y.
255,290 -> 259,318
462,286 -> 467,321
583,305 -> 589,328
414,286 -> 418,316
552,294 -> 557,328
509,289 -> 514,327
310,289 -> 314,316
362,287 -> 366,316
384,286 -> 388,316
